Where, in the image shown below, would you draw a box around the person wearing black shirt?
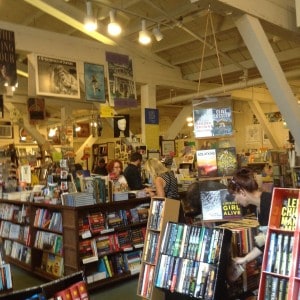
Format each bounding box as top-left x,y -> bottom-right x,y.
227,167 -> 272,265
93,158 -> 108,176
124,152 -> 143,190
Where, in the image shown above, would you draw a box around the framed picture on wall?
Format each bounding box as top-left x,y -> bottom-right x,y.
161,140 -> 175,156
36,55 -> 80,99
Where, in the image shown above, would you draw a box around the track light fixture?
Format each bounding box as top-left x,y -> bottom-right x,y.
84,1 -> 98,31
107,10 -> 122,36
139,19 -> 152,45
152,24 -> 163,42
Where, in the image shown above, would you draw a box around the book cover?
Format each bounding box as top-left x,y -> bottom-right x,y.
201,189 -> 241,221
69,283 -> 81,300
280,197 -> 298,230
212,107 -> 233,137
266,232 -> 277,272
47,253 -> 64,277
54,288 -> 72,300
196,149 -> 217,177
216,147 -> 237,176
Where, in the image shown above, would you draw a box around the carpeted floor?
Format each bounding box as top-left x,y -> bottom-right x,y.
10,264 -> 140,300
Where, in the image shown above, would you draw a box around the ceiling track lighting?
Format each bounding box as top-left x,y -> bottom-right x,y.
84,1 -> 98,32
139,19 -> 152,45
107,10 -> 122,36
152,24 -> 163,42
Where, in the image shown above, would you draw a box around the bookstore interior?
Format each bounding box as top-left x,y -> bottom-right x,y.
1,1 -> 300,299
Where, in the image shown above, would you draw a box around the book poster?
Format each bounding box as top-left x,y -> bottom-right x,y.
193,107 -> 233,138
114,114 -> 130,138
0,29 -> 17,86
84,63 -> 106,102
27,98 -> 46,124
196,149 -> 217,177
216,147 -> 237,176
201,189 -> 241,221
105,51 -> 137,108
36,55 -> 80,98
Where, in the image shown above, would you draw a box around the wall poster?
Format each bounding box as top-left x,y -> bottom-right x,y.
84,63 -> 106,102
36,55 -> 80,98
105,51 -> 137,108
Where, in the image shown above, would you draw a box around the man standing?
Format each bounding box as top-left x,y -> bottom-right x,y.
124,152 -> 144,190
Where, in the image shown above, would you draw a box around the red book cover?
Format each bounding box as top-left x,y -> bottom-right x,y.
74,281 -> 89,300
69,283 -> 81,300
54,288 -> 72,300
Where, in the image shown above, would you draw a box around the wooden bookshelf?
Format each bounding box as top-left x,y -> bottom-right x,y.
0,197 -> 151,291
258,187 -> 300,299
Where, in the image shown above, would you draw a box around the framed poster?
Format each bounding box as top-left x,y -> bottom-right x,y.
84,63 -> 106,102
161,140 -> 175,156
36,55 -> 80,98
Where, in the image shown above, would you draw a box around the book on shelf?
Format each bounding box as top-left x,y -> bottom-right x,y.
79,238 -> 98,264
280,197 -> 298,230
154,222 -> 231,299
43,253 -> 64,277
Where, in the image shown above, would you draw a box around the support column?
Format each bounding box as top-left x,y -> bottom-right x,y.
140,84 -> 157,148
235,14 -> 300,147
165,105 -> 193,140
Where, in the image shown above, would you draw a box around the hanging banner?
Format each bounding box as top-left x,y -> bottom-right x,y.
105,51 -> 137,108
0,29 -> 17,86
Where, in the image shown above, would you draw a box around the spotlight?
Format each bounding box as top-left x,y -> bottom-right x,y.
107,10 -> 122,36
152,24 -> 163,42
84,1 -> 97,31
139,19 -> 151,45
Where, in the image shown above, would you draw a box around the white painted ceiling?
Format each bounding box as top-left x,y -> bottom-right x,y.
1,0 -> 300,130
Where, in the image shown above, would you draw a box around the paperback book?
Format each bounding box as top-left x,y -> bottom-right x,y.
201,189 -> 241,221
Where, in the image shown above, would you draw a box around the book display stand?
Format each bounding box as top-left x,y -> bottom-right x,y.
258,187 -> 300,299
137,197 -> 180,300
153,222 -> 232,300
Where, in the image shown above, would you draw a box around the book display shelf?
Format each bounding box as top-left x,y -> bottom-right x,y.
153,222 -> 232,300
137,197 -> 180,300
0,196 -> 150,291
258,187 -> 300,299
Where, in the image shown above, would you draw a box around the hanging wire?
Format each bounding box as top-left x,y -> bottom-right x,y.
197,9 -> 225,94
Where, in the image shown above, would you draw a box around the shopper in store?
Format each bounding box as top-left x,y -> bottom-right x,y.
93,158 -> 108,176
123,152 -> 144,190
227,167 -> 272,266
106,159 -> 128,191
144,158 -> 179,200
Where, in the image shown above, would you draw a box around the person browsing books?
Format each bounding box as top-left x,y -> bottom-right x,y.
123,152 -> 144,190
144,158 -> 179,200
227,167 -> 272,266
106,159 -> 128,191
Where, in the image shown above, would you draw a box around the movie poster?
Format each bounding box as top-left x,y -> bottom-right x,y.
36,55 -> 80,99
